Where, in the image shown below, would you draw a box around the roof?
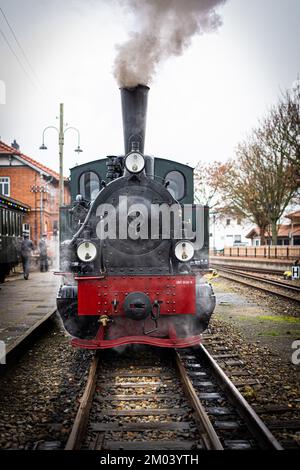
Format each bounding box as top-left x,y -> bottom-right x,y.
246,224 -> 300,239
285,210 -> 300,222
0,193 -> 30,212
0,140 -> 68,182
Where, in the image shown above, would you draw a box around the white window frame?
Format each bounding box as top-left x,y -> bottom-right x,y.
0,176 -> 10,196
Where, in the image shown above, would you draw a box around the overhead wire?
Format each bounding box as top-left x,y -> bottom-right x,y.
0,7 -> 41,88
0,6 -> 40,90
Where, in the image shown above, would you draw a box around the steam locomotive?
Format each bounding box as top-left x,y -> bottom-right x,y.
56,85 -> 215,349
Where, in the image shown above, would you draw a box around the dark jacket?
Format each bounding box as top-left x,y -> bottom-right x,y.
39,239 -> 48,257
21,239 -> 34,257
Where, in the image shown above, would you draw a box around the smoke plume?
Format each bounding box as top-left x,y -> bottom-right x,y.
114,0 -> 227,87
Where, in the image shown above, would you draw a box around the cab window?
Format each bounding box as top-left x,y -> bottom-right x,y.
79,171 -> 100,201
165,171 -> 185,200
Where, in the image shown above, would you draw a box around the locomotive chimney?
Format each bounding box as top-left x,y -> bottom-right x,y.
120,84 -> 149,155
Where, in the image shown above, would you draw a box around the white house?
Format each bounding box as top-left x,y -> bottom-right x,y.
210,213 -> 252,251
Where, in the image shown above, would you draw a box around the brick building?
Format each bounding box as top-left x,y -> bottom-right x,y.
246,210 -> 300,246
0,139 -> 70,244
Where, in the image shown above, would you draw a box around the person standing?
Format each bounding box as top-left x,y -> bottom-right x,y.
39,233 -> 48,272
20,234 -> 34,280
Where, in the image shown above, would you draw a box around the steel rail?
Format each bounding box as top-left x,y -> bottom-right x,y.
174,350 -> 224,450
66,345 -> 283,451
211,263 -> 283,276
65,353 -> 99,450
216,266 -> 300,292
198,344 -> 283,450
217,267 -> 300,302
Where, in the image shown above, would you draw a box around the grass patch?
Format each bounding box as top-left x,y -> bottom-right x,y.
256,315 -> 300,324
258,329 -> 300,337
258,331 -> 280,337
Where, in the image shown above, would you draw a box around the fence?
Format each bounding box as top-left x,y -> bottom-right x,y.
217,246 -> 300,260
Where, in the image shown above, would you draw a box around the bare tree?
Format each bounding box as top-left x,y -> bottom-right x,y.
268,80 -> 300,170
217,144 -> 270,245
216,79 -> 300,245
254,98 -> 299,243
194,161 -> 237,217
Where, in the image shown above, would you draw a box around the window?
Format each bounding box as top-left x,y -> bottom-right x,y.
22,223 -> 30,237
226,218 -> 231,226
234,235 -> 242,243
79,171 -> 100,201
0,177 -> 10,196
165,171 -> 185,200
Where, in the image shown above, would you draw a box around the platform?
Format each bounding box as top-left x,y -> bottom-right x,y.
0,271 -> 60,355
210,256 -> 293,273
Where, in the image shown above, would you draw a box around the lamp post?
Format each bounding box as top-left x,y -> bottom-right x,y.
39,103 -> 83,207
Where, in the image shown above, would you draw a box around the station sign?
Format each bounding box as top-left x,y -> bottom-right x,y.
292,266 -> 300,280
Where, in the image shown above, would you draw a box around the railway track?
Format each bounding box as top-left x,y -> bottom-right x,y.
203,333 -> 300,449
215,266 -> 300,303
211,263 -> 282,276
65,345 -> 282,451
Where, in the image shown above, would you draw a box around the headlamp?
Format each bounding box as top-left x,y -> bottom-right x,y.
174,241 -> 194,262
125,151 -> 145,174
77,241 -> 97,262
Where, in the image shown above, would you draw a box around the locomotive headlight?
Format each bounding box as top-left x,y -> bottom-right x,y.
77,241 -> 97,262
125,151 -> 145,173
174,241 -> 194,262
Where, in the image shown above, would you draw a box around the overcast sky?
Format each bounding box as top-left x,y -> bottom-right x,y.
0,0 -> 299,175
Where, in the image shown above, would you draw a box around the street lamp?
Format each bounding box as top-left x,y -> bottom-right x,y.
39,104 -> 83,207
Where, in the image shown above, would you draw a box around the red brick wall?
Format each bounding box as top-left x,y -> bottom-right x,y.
0,166 -> 70,244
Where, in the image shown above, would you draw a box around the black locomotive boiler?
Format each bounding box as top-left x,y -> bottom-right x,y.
56,85 -> 215,349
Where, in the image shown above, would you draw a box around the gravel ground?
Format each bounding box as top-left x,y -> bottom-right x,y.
212,276 -> 300,361
1,276 -> 299,450
207,277 -> 300,446
0,317 -> 94,450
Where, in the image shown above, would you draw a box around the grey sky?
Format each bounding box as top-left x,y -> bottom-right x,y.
0,0 -> 299,176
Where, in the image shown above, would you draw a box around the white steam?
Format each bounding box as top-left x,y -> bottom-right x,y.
114,0 -> 227,87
